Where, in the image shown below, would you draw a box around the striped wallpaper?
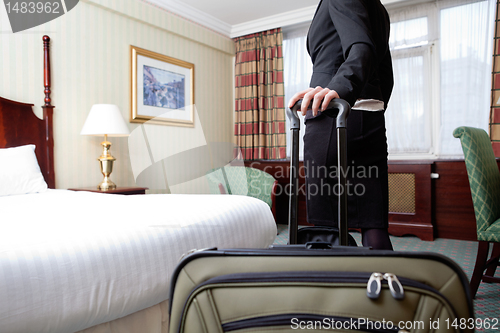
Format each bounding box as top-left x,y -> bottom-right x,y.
0,0 -> 235,194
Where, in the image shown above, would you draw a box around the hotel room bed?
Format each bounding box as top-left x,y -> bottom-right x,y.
0,36 -> 277,333
1,190 -> 276,333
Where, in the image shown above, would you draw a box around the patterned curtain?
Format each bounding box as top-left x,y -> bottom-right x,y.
234,28 -> 286,160
491,1 -> 500,156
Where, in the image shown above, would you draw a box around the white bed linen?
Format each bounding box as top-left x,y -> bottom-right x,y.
0,190 -> 276,333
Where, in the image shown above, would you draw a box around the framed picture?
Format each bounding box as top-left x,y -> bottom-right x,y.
131,46 -> 195,126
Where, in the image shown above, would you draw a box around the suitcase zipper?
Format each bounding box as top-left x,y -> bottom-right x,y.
203,271 -> 409,301
367,272 -> 404,300
177,271 -> 457,333
383,273 -> 405,300
366,272 -> 384,299
222,314 -> 405,332
191,270 -> 449,301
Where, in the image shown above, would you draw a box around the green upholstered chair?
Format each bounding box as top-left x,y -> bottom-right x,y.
206,166 -> 278,221
454,126 -> 500,298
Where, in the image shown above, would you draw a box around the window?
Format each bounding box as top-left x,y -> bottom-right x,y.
283,23 -> 312,160
438,0 -> 495,157
387,16 -> 432,154
283,0 -> 495,160
387,0 -> 495,158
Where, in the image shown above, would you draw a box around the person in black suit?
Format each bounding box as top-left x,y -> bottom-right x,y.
288,0 -> 394,250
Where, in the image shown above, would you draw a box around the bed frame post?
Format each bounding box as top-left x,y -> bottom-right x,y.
43,35 -> 52,107
42,35 -> 55,189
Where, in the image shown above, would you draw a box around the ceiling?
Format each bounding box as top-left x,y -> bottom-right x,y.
177,0 -> 320,26
147,0 -> 417,38
147,0 -> 318,37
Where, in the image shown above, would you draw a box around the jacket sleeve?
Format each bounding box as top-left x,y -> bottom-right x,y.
324,0 -> 378,106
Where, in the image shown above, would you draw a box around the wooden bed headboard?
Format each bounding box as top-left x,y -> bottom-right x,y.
0,36 -> 55,188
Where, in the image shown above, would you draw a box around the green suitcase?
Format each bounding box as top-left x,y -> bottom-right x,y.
168,247 -> 474,333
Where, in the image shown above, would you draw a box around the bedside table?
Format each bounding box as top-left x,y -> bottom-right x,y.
68,187 -> 149,195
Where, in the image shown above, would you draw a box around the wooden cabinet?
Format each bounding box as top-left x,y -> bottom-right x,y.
387,161 -> 433,241
432,160 -> 477,241
245,159 -> 487,241
245,160 -> 438,241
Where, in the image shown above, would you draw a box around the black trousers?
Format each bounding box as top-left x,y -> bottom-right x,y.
303,110 -> 389,229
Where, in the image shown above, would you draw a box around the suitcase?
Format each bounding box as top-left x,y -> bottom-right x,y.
168,248 -> 473,333
167,100 -> 474,333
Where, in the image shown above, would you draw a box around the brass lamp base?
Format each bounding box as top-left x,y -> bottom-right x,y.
98,180 -> 116,191
98,162 -> 116,190
97,135 -> 117,191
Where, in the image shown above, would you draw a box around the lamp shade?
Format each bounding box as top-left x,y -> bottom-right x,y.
80,104 -> 130,136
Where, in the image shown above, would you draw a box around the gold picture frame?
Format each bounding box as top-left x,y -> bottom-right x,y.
131,46 -> 195,126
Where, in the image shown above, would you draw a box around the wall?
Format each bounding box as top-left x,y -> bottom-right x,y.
0,0 -> 235,193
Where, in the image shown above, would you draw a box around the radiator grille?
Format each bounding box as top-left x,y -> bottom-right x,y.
388,173 -> 416,214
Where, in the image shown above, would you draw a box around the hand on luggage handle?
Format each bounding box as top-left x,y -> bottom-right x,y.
286,98 -> 351,130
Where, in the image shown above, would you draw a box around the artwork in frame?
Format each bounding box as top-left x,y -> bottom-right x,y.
131,46 -> 194,126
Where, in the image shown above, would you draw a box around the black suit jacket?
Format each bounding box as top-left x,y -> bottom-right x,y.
307,0 -> 393,108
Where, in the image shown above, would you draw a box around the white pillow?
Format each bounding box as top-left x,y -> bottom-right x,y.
0,144 -> 48,196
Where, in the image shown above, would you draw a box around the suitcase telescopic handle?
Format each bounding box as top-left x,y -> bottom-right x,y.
287,98 -> 351,130
286,98 -> 351,246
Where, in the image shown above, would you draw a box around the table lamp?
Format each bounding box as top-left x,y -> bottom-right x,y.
80,104 -> 130,190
